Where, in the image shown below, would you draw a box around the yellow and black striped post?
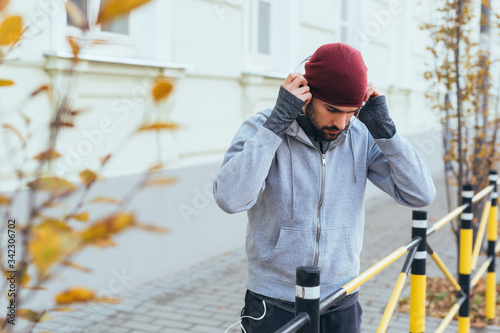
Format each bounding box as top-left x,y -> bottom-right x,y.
459,184 -> 474,333
486,170 -> 498,320
410,210 -> 427,333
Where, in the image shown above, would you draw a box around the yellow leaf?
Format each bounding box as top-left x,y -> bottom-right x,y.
96,296 -> 122,304
79,169 -> 97,187
0,79 -> 13,86
66,0 -> 88,29
97,0 -> 152,24
55,287 -> 95,304
137,121 -> 179,132
16,266 -> 30,287
89,235 -> 117,248
134,222 -> 170,234
149,163 -> 163,172
27,177 -> 77,195
89,196 -> 121,204
144,177 -> 177,187
61,261 -> 92,273
151,78 -> 174,103
0,195 -> 11,205
33,150 -> 62,161
80,213 -> 135,243
0,0 -> 9,11
30,84 -> 51,98
4,290 -> 12,302
29,223 -> 79,276
67,36 -> 80,59
29,230 -> 60,275
2,268 -> 26,284
91,39 -> 108,46
50,307 -> 73,312
17,309 -> 51,323
3,123 -> 23,142
68,109 -> 88,117
99,153 -> 111,166
23,286 -> 46,290
0,15 -> 22,46
40,218 -> 72,232
67,211 -> 89,222
18,110 -> 31,125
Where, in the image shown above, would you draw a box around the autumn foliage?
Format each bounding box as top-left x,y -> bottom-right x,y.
422,0 -> 499,205
399,276 -> 500,327
0,0 -> 176,331
418,0 -> 500,327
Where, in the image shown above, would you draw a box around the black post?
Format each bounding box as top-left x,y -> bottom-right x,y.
296,266 -> 320,333
411,210 -> 428,276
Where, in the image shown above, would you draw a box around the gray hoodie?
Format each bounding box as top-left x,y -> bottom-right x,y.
213,106 -> 435,303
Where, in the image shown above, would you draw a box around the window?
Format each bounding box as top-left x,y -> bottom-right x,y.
67,0 -> 131,35
339,0 -> 349,43
245,0 -> 295,73
63,0 -> 141,58
248,0 -> 273,57
99,1 -> 130,34
51,0 -> 171,62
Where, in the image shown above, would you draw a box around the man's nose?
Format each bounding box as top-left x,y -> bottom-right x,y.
331,114 -> 348,129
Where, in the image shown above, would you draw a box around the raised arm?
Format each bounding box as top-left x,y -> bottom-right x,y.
213,73 -> 311,213
359,84 -> 436,207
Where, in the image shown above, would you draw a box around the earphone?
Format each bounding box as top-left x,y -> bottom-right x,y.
293,55 -> 311,73
223,300 -> 267,333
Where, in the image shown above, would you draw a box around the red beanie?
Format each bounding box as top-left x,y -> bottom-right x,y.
304,43 -> 368,107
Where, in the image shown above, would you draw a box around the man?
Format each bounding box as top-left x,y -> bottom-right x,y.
213,43 -> 435,332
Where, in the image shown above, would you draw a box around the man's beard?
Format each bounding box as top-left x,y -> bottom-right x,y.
305,103 -> 342,141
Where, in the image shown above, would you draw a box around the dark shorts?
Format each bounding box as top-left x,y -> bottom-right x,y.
241,290 -> 362,333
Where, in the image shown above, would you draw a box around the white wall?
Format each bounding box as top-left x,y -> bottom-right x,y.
0,0 -> 446,183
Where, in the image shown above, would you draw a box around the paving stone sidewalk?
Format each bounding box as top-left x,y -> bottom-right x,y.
33,177 -> 500,333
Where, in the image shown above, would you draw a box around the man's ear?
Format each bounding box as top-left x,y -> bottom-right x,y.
301,97 -> 311,115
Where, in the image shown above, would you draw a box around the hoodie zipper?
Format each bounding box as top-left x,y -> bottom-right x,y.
313,152 -> 326,267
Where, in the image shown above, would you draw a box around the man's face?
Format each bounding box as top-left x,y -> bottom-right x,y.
305,97 -> 360,141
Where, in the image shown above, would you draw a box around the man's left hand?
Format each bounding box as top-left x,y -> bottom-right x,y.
364,82 -> 381,102
358,83 -> 395,139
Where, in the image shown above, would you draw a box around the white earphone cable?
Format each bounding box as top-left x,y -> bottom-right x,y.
223,300 -> 267,333
293,55 -> 312,73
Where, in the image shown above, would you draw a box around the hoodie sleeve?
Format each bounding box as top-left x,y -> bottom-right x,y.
213,112 -> 283,213
367,131 -> 436,207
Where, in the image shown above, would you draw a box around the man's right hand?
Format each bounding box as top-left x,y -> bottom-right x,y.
262,73 -> 312,138
282,73 -> 312,112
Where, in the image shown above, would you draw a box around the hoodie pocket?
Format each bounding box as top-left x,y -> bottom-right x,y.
318,226 -> 357,286
261,227 -> 316,284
